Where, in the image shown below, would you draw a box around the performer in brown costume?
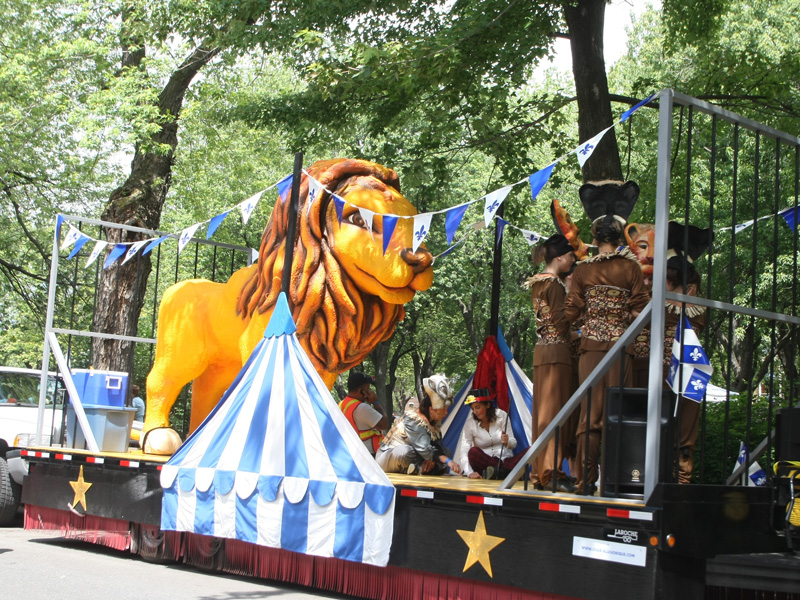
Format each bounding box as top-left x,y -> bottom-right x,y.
564,181 -> 650,494
663,222 -> 713,484
527,234 -> 577,492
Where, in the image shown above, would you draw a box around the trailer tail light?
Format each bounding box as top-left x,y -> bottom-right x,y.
666,534 -> 676,548
649,536 -> 659,547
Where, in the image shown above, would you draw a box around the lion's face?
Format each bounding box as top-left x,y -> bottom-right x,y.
624,222 -> 656,278
328,185 -> 433,305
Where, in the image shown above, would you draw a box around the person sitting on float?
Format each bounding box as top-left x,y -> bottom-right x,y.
375,375 -> 462,476
459,388 -> 526,480
339,370 -> 388,456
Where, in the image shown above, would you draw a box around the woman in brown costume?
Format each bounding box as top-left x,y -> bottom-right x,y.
564,181 -> 650,495
663,222 -> 713,484
528,234 -> 577,492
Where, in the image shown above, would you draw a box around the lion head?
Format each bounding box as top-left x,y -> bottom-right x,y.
237,158 -> 434,377
624,222 -> 656,280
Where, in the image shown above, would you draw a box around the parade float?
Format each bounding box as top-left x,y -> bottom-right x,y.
16,91 -> 800,600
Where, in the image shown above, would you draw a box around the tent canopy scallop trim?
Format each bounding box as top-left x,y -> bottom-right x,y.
162,467 -> 395,515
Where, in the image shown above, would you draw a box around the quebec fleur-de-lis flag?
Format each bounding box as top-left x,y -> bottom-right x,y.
667,316 -> 713,402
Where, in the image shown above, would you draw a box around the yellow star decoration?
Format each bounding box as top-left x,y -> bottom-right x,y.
69,465 -> 92,512
456,510 -> 505,578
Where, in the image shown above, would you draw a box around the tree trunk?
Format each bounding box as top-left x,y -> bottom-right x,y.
91,45 -> 218,372
564,0 -> 623,182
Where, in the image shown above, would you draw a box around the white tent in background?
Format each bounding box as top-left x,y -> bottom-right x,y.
160,293 -> 396,566
705,383 -> 738,402
442,329 -> 533,468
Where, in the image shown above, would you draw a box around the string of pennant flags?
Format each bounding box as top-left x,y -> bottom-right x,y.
56,92 -> 800,269
56,94 -> 655,268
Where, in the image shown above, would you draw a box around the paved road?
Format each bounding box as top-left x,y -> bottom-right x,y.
1,513 -> 346,600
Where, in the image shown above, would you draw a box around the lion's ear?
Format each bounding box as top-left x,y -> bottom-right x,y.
624,223 -> 639,246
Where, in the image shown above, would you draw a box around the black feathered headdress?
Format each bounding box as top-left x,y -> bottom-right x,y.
666,221 -> 714,274
578,180 -> 640,225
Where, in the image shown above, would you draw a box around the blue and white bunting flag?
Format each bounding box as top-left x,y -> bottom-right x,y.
520,229 -> 542,246
333,194 -> 346,224
61,225 -> 83,251
412,213 -> 432,253
307,176 -> 323,216
240,191 -> 263,225
359,207 -> 375,236
779,206 -> 798,232
276,174 -> 293,203
445,204 -> 470,245
483,185 -> 513,227
103,244 -> 128,270
620,93 -> 656,123
667,315 -> 713,402
734,219 -> 755,234
528,164 -> 555,203
207,211 -> 230,239
734,442 -> 767,486
574,126 -> 613,168
177,224 -> 200,255
143,235 -> 169,256
382,215 -> 398,255
67,236 -> 90,260
496,218 -> 507,248
85,241 -> 108,268
122,240 -> 149,265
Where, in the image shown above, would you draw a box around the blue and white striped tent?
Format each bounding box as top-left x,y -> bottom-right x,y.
441,329 -> 533,465
160,292 -> 396,566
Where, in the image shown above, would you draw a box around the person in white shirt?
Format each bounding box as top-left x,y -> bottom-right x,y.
459,388 -> 526,479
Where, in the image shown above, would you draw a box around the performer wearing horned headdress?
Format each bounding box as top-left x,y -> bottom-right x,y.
564,181 -> 650,494
663,222 -> 714,484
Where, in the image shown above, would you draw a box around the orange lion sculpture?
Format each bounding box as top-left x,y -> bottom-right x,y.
143,158 -> 434,454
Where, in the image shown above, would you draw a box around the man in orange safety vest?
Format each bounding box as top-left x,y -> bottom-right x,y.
339,371 -> 389,456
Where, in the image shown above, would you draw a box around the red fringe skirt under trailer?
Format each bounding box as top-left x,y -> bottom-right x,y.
24,505 -> 571,600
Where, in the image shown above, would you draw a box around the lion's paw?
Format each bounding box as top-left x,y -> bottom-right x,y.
141,427 -> 183,455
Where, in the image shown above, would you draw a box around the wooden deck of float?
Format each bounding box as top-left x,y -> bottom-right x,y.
25,444 -> 648,509
387,472 -> 650,508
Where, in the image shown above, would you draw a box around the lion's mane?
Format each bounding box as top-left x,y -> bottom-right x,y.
236,158 -> 406,374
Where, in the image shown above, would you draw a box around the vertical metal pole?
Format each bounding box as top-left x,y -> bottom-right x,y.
37,218 -> 63,445
489,203 -> 505,337
644,89 -> 675,500
282,152 -> 304,296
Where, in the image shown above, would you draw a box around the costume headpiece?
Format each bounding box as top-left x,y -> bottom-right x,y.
347,370 -> 374,391
666,221 -> 714,274
422,374 -> 453,410
542,234 -> 574,259
550,199 -> 590,260
578,180 -> 640,226
464,387 -> 494,405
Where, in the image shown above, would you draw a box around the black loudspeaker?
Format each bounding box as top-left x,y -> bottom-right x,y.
602,387 -> 673,498
776,407 -> 800,462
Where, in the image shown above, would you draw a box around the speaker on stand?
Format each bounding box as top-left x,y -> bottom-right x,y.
602,386 -> 674,499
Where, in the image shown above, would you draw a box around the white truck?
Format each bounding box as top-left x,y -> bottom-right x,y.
0,367 -> 65,525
